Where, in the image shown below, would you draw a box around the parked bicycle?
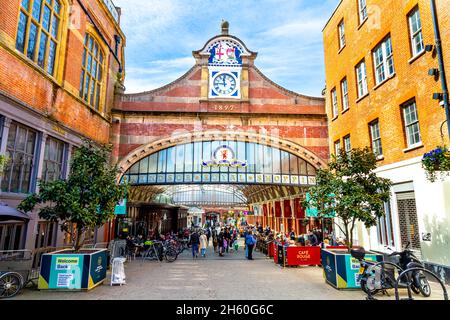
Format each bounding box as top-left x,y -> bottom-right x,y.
142,240 -> 178,263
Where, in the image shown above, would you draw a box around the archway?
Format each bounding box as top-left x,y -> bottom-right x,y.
113,131 -> 325,238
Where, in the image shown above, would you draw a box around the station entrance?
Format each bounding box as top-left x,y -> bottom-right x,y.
107,22 -> 329,240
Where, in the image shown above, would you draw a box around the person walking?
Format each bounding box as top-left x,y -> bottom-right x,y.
245,230 -> 257,260
217,228 -> 225,257
190,229 -> 200,259
199,231 -> 208,258
224,227 -> 231,253
308,230 -> 318,246
205,227 -> 211,245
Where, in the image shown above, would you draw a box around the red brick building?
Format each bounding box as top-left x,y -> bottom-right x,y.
111,23 -> 329,237
0,0 -> 125,251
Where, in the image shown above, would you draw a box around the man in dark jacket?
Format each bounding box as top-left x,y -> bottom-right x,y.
308,231 -> 318,246
217,229 -> 225,256
190,230 -> 200,259
224,228 -> 231,253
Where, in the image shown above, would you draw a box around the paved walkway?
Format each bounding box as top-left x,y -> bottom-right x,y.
11,240 -> 448,300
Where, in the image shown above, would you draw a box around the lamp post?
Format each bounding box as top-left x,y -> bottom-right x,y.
430,0 -> 450,139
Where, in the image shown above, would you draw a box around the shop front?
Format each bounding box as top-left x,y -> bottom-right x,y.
114,202 -> 188,238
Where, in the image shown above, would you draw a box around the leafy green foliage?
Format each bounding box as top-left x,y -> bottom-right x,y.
304,147 -> 391,250
18,140 -> 128,251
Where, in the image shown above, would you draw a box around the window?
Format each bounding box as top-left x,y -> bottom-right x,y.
334,140 -> 341,156
344,135 -> 351,154
369,119 -> 383,156
1,122 -> 37,193
356,60 -> 368,98
331,88 -> 338,118
358,0 -> 368,24
15,0 -> 62,76
377,201 -> 395,247
408,7 -> 424,57
338,20 -> 345,49
35,221 -> 57,248
42,136 -> 66,182
79,34 -> 105,111
0,223 -> 25,250
373,36 -> 395,84
402,101 -> 422,147
341,78 -> 349,111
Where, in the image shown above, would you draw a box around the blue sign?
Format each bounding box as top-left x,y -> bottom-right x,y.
305,193 -> 336,218
114,198 -> 127,215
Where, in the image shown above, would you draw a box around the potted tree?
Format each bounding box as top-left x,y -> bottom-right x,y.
304,147 -> 391,289
18,140 -> 128,291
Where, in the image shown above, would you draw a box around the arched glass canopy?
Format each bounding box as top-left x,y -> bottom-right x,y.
122,141 -> 317,186
163,185 -> 248,207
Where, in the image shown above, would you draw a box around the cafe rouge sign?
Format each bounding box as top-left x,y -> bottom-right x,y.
202,145 -> 247,168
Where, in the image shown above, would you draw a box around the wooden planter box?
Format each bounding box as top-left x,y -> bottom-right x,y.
321,248 -> 383,289
38,249 -> 108,291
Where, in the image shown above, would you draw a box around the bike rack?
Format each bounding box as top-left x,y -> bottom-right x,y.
394,267 -> 448,300
363,261 -> 404,300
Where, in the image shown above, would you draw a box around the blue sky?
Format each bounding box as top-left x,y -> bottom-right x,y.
113,0 -> 340,97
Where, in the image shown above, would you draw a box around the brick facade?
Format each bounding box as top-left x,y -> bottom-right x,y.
0,0 -> 125,251
323,0 -> 449,162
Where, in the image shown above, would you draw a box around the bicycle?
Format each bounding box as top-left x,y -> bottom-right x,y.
142,240 -> 178,263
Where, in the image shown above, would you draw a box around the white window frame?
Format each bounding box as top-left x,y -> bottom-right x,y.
408,8 -> 424,57
376,201 -> 395,247
356,61 -> 368,98
369,120 -> 383,156
331,88 -> 338,118
338,20 -> 345,49
402,101 -> 422,147
373,37 -> 395,85
334,140 -> 341,156
344,135 -> 351,154
341,78 -> 349,111
358,0 -> 368,24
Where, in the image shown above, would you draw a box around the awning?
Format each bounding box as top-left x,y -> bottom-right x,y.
0,202 -> 30,222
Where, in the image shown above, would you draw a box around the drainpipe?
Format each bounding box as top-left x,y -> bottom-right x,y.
430,0 -> 450,139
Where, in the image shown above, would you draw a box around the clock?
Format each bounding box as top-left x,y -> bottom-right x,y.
212,73 -> 237,95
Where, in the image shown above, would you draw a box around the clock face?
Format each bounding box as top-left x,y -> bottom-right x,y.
213,73 -> 237,95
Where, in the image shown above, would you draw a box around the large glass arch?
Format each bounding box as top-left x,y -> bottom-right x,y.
122,141 -> 317,186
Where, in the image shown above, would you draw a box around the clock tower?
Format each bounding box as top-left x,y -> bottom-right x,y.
193,21 -> 258,110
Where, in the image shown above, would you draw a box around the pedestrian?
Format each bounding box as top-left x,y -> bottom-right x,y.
212,230 -> 218,252
233,238 -> 239,252
224,227 -> 231,253
190,229 -> 200,259
289,228 -> 296,240
206,227 -> 211,244
245,230 -> 257,260
308,230 -> 318,246
217,228 -> 225,256
199,231 -> 208,258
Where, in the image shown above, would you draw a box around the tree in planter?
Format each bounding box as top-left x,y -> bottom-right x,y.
304,147 -> 391,251
18,140 -> 128,252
